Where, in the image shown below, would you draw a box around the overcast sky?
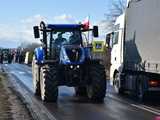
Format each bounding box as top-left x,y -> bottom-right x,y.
0,0 -> 111,48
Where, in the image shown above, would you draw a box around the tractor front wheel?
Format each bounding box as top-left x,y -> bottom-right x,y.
32,56 -> 41,96
87,63 -> 106,102
40,65 -> 58,102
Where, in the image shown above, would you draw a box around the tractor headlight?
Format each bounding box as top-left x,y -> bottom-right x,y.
70,65 -> 73,69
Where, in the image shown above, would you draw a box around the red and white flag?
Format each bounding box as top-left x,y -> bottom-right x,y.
82,16 -> 90,30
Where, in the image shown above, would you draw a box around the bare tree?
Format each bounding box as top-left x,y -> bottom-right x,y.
105,0 -> 127,25
24,43 -> 40,52
18,42 -> 40,52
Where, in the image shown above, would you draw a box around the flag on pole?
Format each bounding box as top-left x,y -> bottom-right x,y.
82,16 -> 90,30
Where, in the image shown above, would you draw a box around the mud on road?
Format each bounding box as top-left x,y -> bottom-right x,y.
0,72 -> 33,120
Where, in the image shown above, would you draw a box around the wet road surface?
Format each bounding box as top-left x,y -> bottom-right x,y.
2,63 -> 160,120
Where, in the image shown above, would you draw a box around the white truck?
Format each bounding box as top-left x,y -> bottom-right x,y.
107,0 -> 160,100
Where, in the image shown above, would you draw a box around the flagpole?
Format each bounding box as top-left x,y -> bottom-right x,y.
88,15 -> 90,44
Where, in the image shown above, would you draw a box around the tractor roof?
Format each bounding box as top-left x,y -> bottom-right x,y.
46,24 -> 82,31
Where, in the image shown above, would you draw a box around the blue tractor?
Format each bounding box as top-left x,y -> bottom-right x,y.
32,21 -> 106,102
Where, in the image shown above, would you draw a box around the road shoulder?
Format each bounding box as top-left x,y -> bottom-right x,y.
3,68 -> 57,120
0,72 -> 33,120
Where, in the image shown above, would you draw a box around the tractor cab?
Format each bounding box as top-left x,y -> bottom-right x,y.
33,21 -> 98,63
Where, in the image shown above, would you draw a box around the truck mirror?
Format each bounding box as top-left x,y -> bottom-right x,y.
33,26 -> 40,38
106,34 -> 111,47
93,26 -> 99,37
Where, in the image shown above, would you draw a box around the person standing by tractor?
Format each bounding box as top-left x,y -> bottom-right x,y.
0,51 -> 4,64
7,50 -> 13,64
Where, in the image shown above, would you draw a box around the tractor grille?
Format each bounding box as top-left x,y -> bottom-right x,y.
66,48 -> 82,62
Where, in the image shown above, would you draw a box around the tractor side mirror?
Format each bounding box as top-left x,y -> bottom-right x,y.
33,26 -> 40,38
93,26 -> 99,37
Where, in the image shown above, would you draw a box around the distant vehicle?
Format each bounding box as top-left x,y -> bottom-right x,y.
32,21 -> 106,102
107,0 -> 160,100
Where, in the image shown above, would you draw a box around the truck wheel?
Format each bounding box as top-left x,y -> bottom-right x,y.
114,72 -> 124,94
75,87 -> 87,97
136,83 -> 144,102
136,76 -> 145,102
87,63 -> 106,102
32,56 -> 41,96
40,65 -> 58,102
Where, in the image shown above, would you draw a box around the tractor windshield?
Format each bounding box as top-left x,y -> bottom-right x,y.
52,31 -> 82,46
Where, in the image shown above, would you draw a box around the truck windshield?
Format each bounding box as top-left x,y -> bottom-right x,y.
52,31 -> 82,46
112,32 -> 119,45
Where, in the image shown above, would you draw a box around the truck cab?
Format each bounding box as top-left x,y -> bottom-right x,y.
108,14 -> 125,88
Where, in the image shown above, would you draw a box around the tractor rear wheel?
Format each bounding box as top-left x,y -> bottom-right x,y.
87,63 -> 106,102
32,56 -> 41,96
40,65 -> 58,102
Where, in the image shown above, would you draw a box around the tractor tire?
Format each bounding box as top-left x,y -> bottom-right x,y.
32,56 -> 41,96
75,87 -> 87,97
40,65 -> 58,102
87,63 -> 106,102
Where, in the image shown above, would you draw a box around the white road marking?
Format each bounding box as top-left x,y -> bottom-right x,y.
4,64 -> 8,66
106,93 -> 160,115
141,105 -> 160,113
131,104 -> 160,115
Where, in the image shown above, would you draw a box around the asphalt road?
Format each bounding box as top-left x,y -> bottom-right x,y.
2,63 -> 160,120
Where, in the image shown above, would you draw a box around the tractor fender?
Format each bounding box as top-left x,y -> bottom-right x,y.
34,47 -> 44,63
